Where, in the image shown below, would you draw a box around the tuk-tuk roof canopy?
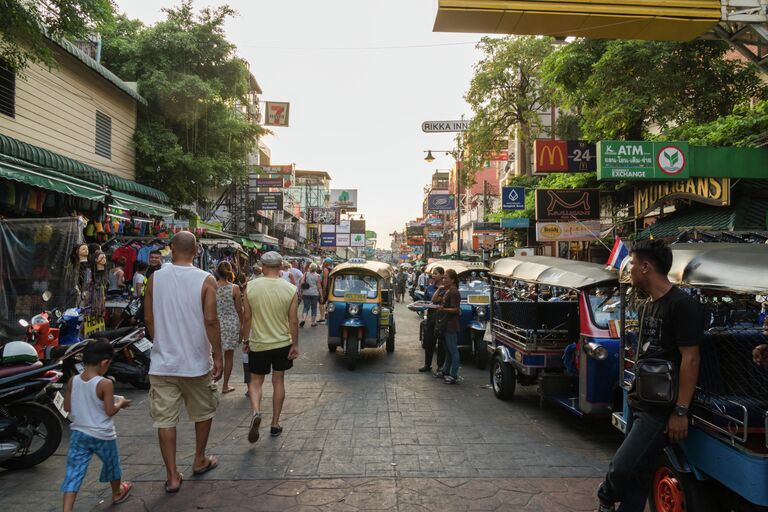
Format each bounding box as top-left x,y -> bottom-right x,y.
620,243 -> 768,293
491,256 -> 617,289
425,260 -> 489,276
330,260 -> 393,280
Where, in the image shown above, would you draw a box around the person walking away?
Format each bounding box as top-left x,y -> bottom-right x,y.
144,231 -> 223,493
215,261 -> 244,394
281,261 -> 295,285
242,251 -> 299,442
438,269 -> 462,384
132,262 -> 148,298
395,270 -> 407,302
318,258 -> 333,323
290,260 -> 304,287
107,257 -> 127,295
597,240 -> 703,512
61,340 -> 132,511
300,263 -> 323,327
419,266 -> 446,373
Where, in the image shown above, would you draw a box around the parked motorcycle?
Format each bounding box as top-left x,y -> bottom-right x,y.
0,341 -> 64,470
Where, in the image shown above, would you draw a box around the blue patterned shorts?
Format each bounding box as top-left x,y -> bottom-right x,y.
60,430 -> 122,492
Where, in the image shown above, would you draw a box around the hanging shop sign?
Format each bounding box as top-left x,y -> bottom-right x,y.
535,220 -> 601,242
477,234 -> 496,251
535,189 -> 599,221
421,120 -> 469,133
337,220 -> 351,233
264,102 -> 290,127
255,177 -> 284,188
427,230 -> 443,238
501,187 -> 525,210
473,222 -> 502,232
320,233 -> 336,247
427,193 -> 455,211
254,192 -> 283,210
282,237 -> 297,250
350,233 -> 366,247
406,225 -> 425,237
350,220 -> 366,234
425,216 -> 443,227
330,189 -> 358,211
321,224 -> 336,233
365,230 -> 377,240
597,141 -> 689,180
634,177 -> 730,217
501,218 -> 531,229
336,233 -> 351,247
534,140 -> 597,173
309,208 -> 340,224
407,236 -> 425,246
258,165 -> 293,175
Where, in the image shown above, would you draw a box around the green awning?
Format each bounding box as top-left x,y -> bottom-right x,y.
110,190 -> 175,217
241,239 -> 262,249
0,157 -> 106,202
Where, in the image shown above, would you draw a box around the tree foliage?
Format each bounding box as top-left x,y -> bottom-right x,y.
99,2 -> 263,205
0,0 -> 114,72
463,36 -> 555,182
664,100 -> 768,148
542,39 -> 765,140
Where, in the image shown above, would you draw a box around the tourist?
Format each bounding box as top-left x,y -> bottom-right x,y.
215,261 -> 244,394
300,263 -> 323,327
419,266 -> 446,373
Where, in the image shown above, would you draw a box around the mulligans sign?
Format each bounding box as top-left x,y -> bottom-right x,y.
634,177 -> 730,217
597,141 -> 689,180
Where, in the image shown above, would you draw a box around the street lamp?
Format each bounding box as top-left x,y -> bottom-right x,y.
423,149 -> 464,254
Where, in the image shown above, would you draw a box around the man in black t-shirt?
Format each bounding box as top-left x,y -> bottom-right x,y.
598,240 -> 703,512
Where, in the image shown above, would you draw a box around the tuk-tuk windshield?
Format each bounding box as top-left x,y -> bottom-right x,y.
588,287 -> 621,329
334,275 -> 379,299
459,280 -> 491,300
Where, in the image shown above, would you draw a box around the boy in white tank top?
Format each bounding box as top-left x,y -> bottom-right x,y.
61,340 -> 133,511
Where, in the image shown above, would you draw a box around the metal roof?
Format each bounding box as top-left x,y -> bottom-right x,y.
491,255 -> 617,289
330,261 -> 393,280
425,260 -> 488,275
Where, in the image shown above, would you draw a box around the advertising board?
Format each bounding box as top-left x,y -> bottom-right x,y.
330,189 -> 358,211
501,187 -> 525,210
535,221 -> 601,242
350,233 -> 366,247
534,140 -> 597,173
535,189 -> 599,221
335,233 -> 351,247
598,141 -> 689,180
255,177 -> 284,188
254,192 -> 283,211
320,233 -> 336,247
427,193 -> 456,211
309,208 -> 340,224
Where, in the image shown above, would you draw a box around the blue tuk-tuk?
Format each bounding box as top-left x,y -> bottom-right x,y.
410,260 -> 492,369
487,256 -> 621,417
614,244 -> 768,512
326,260 -> 395,370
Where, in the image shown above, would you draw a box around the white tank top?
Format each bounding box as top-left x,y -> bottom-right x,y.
70,375 -> 116,440
149,264 -> 212,377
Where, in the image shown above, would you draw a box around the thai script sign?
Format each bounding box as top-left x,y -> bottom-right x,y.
598,141 -> 689,180
254,192 -> 283,211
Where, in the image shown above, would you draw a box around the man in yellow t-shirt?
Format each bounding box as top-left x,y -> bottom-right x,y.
242,251 -> 299,443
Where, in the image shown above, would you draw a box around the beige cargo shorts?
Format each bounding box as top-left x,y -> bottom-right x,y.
149,373 -> 220,428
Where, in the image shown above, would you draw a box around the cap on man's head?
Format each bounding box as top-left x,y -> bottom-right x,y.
261,251 -> 283,267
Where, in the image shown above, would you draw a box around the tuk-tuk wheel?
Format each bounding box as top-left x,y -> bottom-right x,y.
490,355 -> 515,400
650,456 -> 713,512
345,335 -> 359,371
472,333 -> 488,370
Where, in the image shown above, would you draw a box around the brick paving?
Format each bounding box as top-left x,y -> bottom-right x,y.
0,308 -> 620,511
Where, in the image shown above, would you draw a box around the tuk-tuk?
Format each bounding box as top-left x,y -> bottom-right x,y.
615,244 -> 768,511
326,260 -> 396,370
488,256 -> 621,417
410,260 -> 492,369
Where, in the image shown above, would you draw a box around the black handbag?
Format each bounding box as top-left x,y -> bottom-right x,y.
633,304 -> 678,406
301,282 -> 310,290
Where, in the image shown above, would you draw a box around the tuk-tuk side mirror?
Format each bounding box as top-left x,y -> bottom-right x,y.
42,290 -> 53,302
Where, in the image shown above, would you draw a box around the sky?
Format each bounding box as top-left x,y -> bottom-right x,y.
116,0 -> 482,248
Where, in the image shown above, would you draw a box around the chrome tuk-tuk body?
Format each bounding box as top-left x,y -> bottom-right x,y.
488,256 -> 621,417
615,244 -> 768,511
326,261 -> 396,370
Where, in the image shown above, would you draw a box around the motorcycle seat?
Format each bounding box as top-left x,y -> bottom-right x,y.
0,361 -> 43,378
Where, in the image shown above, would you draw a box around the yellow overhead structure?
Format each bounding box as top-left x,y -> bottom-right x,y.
433,0 -> 722,41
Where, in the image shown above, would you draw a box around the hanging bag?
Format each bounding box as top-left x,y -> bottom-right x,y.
633,304 -> 679,406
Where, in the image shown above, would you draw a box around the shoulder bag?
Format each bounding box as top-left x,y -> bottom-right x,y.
633,304 -> 679,406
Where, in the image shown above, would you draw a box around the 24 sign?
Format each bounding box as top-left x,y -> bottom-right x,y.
533,140 -> 596,173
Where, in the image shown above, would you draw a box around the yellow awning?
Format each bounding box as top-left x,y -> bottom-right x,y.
433,0 -> 721,41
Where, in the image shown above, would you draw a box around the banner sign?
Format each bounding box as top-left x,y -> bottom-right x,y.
536,221 -> 601,242
634,177 -> 730,217
407,236 -> 425,246
337,220 -> 351,233
427,193 -> 456,211
309,208 -> 340,224
264,102 -> 290,127
427,230 -> 443,238
425,217 -> 443,226
473,222 -> 502,232
320,233 -> 336,247
406,225 -> 425,237
535,189 -> 599,221
598,141 -> 689,180
501,218 -> 531,229
330,189 -> 358,211
321,224 -> 336,233
254,192 -> 283,210
350,220 -> 366,234
259,165 -> 293,175
255,177 -> 283,188
534,140 -> 597,173
336,233 -> 351,247
350,233 -> 366,247
501,187 -> 525,210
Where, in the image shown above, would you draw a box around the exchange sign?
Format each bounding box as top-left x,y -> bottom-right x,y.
501,187 -> 525,210
597,141 -> 689,180
535,189 -> 599,221
427,193 -> 456,211
254,192 -> 283,211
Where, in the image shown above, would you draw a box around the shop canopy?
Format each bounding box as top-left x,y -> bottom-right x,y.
110,190 -> 175,217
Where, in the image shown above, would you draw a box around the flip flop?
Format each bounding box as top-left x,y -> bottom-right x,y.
221,387 -> 236,394
248,413 -> 262,443
165,473 -> 183,494
113,481 -> 133,504
192,455 -> 219,476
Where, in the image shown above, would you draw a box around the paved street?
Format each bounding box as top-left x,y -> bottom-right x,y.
0,306 -> 622,511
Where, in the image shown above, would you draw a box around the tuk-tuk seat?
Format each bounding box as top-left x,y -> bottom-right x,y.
698,330 -> 768,399
495,300 -> 578,338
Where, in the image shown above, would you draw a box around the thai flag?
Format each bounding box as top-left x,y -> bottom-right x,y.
606,237 -> 629,270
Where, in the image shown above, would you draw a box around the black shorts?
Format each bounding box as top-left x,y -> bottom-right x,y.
248,345 -> 293,375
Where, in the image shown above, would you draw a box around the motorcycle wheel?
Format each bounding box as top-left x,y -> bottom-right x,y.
0,402 -> 63,470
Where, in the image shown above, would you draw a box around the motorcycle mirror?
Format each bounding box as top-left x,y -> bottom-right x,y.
42,290 -> 52,302
18,319 -> 29,328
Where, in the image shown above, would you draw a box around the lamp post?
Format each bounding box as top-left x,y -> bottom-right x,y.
424,148 -> 464,254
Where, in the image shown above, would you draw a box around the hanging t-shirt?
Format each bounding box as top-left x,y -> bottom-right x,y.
112,246 -> 138,281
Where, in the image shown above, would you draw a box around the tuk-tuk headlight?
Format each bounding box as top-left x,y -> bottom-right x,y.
585,341 -> 608,360
475,307 -> 487,320
327,303 -> 336,313
348,304 -> 360,316
371,305 -> 380,315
